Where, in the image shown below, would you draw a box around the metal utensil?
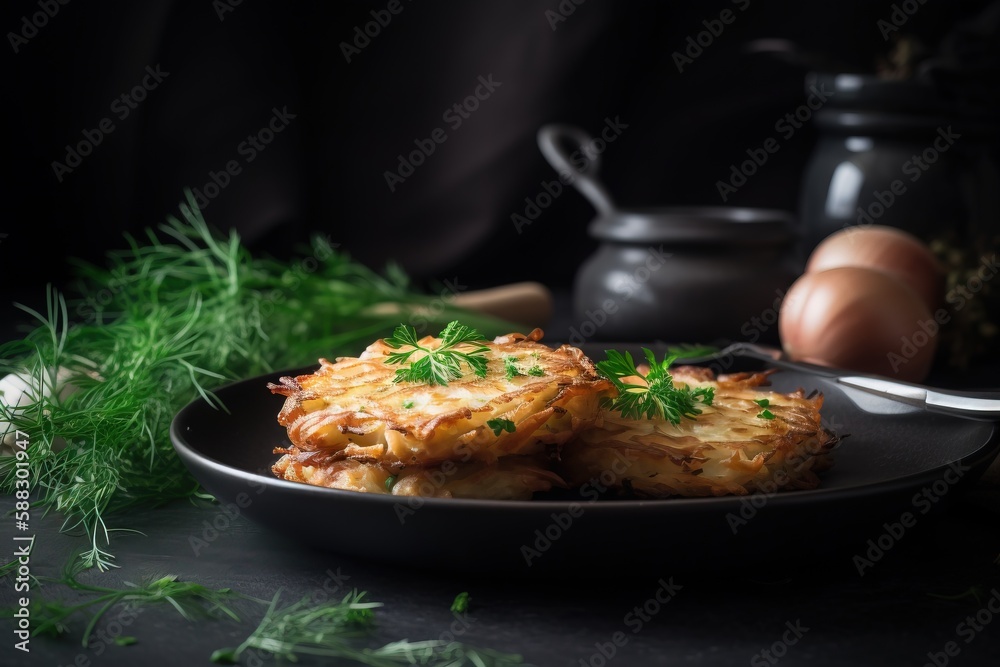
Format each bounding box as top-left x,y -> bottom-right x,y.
674,342 -> 1000,422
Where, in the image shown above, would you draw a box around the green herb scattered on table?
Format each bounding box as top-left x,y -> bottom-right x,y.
450,591 -> 471,614
596,349 -> 714,424
212,589 -> 525,666
31,560 -> 239,647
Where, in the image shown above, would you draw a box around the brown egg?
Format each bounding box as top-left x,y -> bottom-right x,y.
806,225 -> 944,311
779,267 -> 937,382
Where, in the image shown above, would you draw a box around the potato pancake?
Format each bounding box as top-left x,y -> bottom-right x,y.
267,329 -> 614,467
559,366 -> 839,497
272,445 -> 564,500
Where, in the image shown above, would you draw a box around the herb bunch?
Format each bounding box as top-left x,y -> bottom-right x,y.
0,193 -> 510,569
596,349 -> 714,424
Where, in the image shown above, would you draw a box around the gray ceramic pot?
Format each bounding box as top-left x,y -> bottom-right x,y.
538,124 -> 797,344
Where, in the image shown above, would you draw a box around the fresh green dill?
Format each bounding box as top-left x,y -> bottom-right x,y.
486,418 -> 516,436
503,356 -> 523,380
527,365 -> 545,377
384,475 -> 397,492
0,191 -> 513,570
31,559 -> 239,647
211,589 -> 525,666
753,398 -> 770,408
450,592 -> 471,614
596,349 -> 714,424
384,321 -> 490,386
401,400 -> 414,409
757,409 -> 776,420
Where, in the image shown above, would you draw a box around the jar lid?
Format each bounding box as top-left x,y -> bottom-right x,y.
588,207 -> 794,245
807,72 -> 954,115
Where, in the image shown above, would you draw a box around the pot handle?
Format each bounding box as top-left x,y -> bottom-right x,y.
537,124 -> 617,216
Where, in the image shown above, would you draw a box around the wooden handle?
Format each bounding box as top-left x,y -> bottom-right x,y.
453,282 -> 553,329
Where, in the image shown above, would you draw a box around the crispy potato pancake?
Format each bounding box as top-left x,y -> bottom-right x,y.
559,366 -> 839,497
267,329 -> 613,467
273,446 -> 564,500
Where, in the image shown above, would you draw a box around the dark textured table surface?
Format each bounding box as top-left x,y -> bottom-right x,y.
4,471 -> 1000,667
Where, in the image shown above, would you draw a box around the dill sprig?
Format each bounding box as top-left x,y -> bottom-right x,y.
596,349 -> 715,424
212,589 -> 526,666
0,192 -> 512,569
384,321 -> 490,386
31,559 -> 238,647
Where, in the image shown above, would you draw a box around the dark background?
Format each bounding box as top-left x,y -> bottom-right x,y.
3,5 -> 1000,666
2,0 -> 995,326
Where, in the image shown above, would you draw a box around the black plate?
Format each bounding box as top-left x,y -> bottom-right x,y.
170,354 -> 1000,576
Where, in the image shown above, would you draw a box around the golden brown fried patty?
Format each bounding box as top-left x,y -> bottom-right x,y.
558,367 -> 839,497
267,329 -> 613,467
272,446 -> 565,500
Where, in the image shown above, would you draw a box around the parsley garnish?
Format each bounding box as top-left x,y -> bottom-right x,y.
596,349 -> 714,424
753,398 -> 770,407
527,365 -> 544,377
401,400 -> 414,409
384,475 -> 397,491
503,356 -> 523,380
757,409 -> 776,420
384,321 -> 489,386
486,418 -> 516,435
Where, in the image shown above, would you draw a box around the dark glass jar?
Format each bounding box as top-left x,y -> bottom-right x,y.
798,72 -> 1000,255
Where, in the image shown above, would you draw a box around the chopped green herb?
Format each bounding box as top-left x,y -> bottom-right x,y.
527,365 -> 545,377
211,590 -> 525,666
384,475 -> 397,492
596,349 -> 714,424
401,400 -> 414,409
384,321 -> 489,386
503,356 -> 523,380
114,636 -> 138,647
753,398 -> 770,408
757,409 -> 776,420
31,561 -> 239,647
450,592 -> 471,614
486,418 -> 516,436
